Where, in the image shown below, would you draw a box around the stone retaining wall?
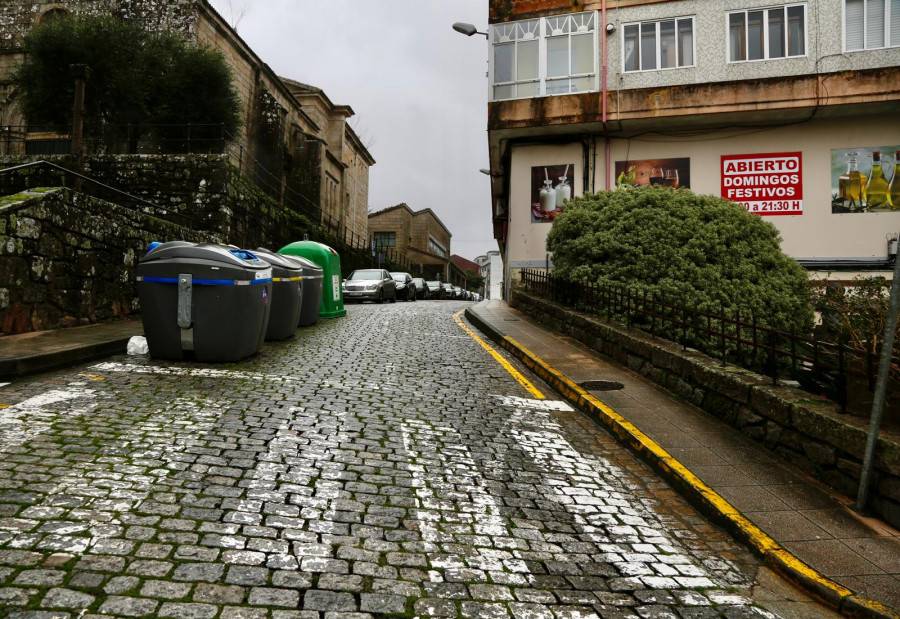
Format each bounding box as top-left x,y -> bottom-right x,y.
0,188 -> 214,334
1,154 -> 318,247
511,288 -> 900,528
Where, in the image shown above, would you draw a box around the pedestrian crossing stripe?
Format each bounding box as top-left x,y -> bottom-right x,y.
493,395 -> 573,411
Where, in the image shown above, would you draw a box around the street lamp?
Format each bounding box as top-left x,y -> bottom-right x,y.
452,22 -> 488,38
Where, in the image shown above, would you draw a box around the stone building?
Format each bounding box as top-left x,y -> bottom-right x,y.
0,0 -> 374,240
368,203 -> 463,283
283,79 -> 374,245
482,0 -> 900,296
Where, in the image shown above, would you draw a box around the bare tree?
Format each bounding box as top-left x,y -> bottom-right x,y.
349,116 -> 376,152
218,0 -> 251,31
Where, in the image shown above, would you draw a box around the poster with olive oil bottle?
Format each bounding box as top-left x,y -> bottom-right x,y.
831,146 -> 900,213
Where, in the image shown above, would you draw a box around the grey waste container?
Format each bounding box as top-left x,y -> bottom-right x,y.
136,242 -> 273,362
253,248 -> 303,341
279,254 -> 323,327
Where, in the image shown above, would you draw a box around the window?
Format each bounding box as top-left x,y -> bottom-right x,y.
845,0 -> 900,50
490,12 -> 597,101
728,4 -> 806,62
428,236 -> 447,258
372,231 -> 395,248
623,17 -> 694,72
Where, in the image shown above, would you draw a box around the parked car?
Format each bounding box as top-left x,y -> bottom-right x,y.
453,286 -> 463,300
390,272 -> 416,301
442,283 -> 455,299
411,277 -> 429,300
426,280 -> 444,299
342,269 -> 396,303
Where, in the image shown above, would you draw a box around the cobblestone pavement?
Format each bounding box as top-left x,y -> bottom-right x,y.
0,301 -> 833,618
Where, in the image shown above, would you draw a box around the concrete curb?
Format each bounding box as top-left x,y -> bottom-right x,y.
465,307 -> 899,619
0,337 -> 132,380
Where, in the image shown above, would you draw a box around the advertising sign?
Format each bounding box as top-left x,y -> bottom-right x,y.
721,152 -> 802,215
830,146 -> 899,213
531,164 -> 575,223
614,157 -> 691,189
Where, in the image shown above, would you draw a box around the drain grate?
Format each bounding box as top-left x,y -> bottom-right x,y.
579,380 -> 624,391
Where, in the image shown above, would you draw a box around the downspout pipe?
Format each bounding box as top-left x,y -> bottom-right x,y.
601,0 -> 611,190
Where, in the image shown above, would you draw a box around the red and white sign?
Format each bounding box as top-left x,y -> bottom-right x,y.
721,152 -> 802,216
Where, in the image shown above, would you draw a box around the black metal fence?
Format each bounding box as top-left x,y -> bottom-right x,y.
520,269 -> 899,415
0,124 -> 227,157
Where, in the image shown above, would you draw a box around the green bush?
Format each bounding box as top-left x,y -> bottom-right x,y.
13,15 -> 241,141
546,187 -> 815,339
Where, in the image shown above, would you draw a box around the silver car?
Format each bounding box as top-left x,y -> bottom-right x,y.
342,269 -> 397,303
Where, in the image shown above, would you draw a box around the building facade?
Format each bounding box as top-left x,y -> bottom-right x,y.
485,0 -> 900,295
475,250 -> 504,299
282,80 -> 375,242
368,203 -> 461,282
0,1 -> 373,240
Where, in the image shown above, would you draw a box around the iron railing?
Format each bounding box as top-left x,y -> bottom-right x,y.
520,269 -> 899,414
1,124 -> 429,276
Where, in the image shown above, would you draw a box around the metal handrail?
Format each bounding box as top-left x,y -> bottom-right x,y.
0,159 -> 168,213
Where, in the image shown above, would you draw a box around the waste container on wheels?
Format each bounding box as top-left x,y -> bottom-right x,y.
277,254 -> 323,327
278,240 -> 346,318
252,248 -> 303,341
136,242 -> 273,361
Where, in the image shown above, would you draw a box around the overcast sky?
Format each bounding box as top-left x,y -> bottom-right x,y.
206,0 -> 494,260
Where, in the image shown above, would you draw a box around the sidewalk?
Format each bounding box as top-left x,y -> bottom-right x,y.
466,300 -> 900,619
0,319 -> 142,380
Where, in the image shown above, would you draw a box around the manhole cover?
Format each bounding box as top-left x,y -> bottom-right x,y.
579,380 -> 624,391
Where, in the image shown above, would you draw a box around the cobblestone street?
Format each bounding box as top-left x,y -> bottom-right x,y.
0,302 -> 831,618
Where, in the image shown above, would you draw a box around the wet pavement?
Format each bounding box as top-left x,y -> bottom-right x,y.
0,301 -> 835,617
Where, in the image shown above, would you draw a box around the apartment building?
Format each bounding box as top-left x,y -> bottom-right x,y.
485,0 -> 900,293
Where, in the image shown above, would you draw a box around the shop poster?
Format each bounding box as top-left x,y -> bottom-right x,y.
721,152 -> 802,215
831,146 -> 899,213
531,164 -> 575,223
614,157 -> 691,190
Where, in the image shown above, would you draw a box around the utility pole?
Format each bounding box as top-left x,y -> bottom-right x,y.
70,64 -> 90,189
857,240 -> 900,512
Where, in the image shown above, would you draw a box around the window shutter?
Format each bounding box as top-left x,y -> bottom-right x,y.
891,0 -> 900,45
868,0 -> 886,47
845,0 -> 865,49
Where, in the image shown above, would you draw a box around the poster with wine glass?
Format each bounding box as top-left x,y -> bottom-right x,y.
531,164 -> 575,223
614,158 -> 691,190
830,146 -> 900,214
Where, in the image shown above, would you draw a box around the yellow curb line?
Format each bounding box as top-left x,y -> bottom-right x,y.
453,310 -> 545,400
463,309 -> 896,619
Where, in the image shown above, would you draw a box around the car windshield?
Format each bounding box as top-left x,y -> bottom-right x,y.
349,270 -> 382,281
391,274 -> 406,282
412,278 -> 424,285
426,281 -> 439,286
